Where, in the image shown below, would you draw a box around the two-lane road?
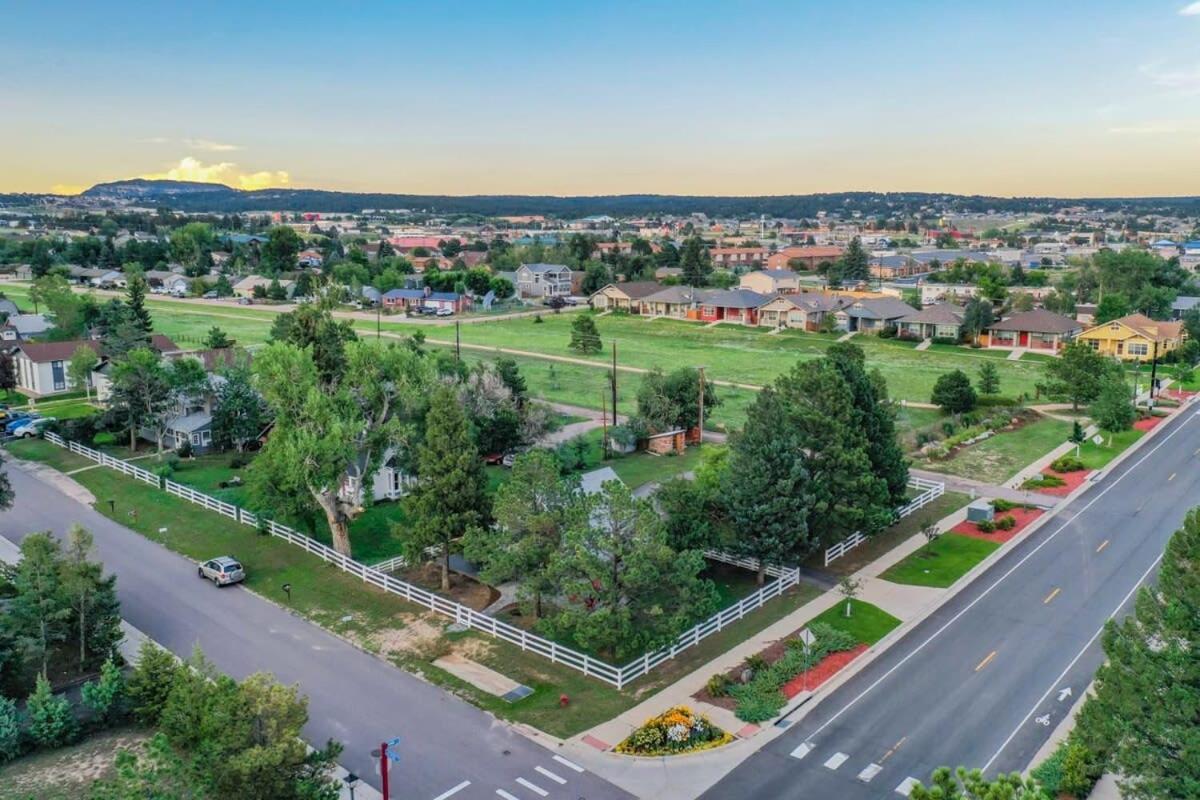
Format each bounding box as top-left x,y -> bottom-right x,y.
706,408 -> 1200,799
0,464 -> 630,800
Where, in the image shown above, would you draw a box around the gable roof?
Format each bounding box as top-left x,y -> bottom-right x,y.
701,289 -> 773,309
15,339 -> 101,363
898,303 -> 965,325
844,297 -> 917,320
642,286 -> 706,305
1089,313 -> 1184,341
595,281 -> 662,300
519,263 -> 571,275
989,309 -> 1081,334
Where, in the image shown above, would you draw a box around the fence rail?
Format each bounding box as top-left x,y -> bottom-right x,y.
824,476 -> 946,566
39,433 -> 811,689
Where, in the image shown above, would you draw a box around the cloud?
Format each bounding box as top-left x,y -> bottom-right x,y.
139,157 -> 290,190
183,138 -> 241,152
1140,61 -> 1200,93
1181,1 -> 1200,15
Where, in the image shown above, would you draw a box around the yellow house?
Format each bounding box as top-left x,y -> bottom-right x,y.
1076,313 -> 1185,361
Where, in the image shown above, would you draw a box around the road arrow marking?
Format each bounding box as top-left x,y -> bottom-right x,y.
1058,687 -> 1073,702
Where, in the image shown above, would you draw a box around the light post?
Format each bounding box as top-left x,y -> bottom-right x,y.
343,772 -> 359,800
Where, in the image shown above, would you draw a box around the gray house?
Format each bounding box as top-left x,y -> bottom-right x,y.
836,297 -> 918,333
515,263 -> 574,298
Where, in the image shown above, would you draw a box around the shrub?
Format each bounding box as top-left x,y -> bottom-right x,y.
81,657 -> 125,725
744,653 -> 768,674
229,454 -> 251,469
1050,455 -> 1086,473
976,519 -> 996,533
941,420 -> 957,436
177,440 -> 194,459
706,673 -> 733,698
615,706 -> 733,755
1059,739 -> 1104,797
126,641 -> 180,726
26,675 -> 77,749
731,625 -> 860,722
533,314 -> 543,324
1030,741 -> 1066,794
991,499 -> 1017,512
1022,474 -> 1066,490
0,696 -> 20,764
995,515 -> 1016,531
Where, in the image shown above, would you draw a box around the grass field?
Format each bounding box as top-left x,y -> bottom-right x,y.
807,599 -> 901,645
7,436 -> 98,472
880,533 -> 1001,588
917,416 -> 1072,484
1075,427 -> 1145,470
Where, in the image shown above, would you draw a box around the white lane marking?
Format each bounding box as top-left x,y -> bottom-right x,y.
552,754 -> 585,773
804,411 -> 1196,744
432,781 -> 471,800
496,791 -> 520,800
824,752 -> 849,770
981,552 -> 1163,771
858,763 -> 883,782
535,766 -> 566,785
790,742 -> 812,760
515,777 -> 549,797
896,777 -> 920,796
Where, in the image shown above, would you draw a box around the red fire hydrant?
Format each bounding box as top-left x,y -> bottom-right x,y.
559,693 -> 570,708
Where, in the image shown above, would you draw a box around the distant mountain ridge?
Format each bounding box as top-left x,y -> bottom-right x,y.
10,178 -> 1200,218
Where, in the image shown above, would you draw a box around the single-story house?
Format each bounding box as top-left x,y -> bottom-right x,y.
654,266 -> 683,281
381,288 -> 471,313
696,289 -> 771,325
0,313 -> 53,342
360,286 -> 382,307
589,281 -> 663,312
1076,314 -> 1184,361
91,335 -> 185,403
144,270 -> 191,294
986,309 -> 1082,351
12,339 -> 101,397
766,246 -> 843,271
232,276 -> 295,299
297,248 -> 324,268
756,292 -> 850,330
835,297 -> 917,333
896,303 -> 965,341
340,448 -> 416,505
90,271 -> 126,289
638,286 -> 707,319
515,263 -> 575,298
739,269 -> 801,295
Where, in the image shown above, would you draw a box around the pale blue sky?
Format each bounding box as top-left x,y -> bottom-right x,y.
3,1 -> 1199,196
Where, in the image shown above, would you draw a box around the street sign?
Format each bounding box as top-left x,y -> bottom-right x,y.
798,628 -> 815,647
385,737 -> 401,762
1091,434 -> 1104,445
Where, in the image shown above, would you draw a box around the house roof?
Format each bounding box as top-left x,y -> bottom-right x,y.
1172,296 -> 1200,312
15,339 -> 101,363
844,297 -> 917,320
897,303 -> 965,325
171,347 -> 242,373
579,466 -> 624,496
701,289 -> 773,309
164,411 -> 212,434
990,309 -> 1081,334
594,281 -> 662,300
641,286 -> 706,305
1093,314 -> 1184,341
519,263 -> 571,275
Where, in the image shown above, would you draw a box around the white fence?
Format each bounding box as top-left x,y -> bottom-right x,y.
38,432 -> 806,690
824,476 -> 946,566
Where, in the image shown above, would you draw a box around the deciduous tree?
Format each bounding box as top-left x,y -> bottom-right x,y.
67,345 -> 98,401
1042,342 -> 1117,410
1090,376 -> 1135,432
109,348 -> 173,452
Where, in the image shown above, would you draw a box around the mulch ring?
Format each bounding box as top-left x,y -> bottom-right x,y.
781,644 -> 869,699
1030,467 -> 1091,497
952,506 -> 1043,543
693,634 -> 868,711
1134,416 -> 1166,432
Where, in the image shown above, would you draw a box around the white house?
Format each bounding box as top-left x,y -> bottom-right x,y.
339,447 -> 416,505
515,263 -> 574,298
12,340 -> 101,397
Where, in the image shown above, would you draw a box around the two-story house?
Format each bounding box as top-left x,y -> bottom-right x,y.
515,263 -> 575,298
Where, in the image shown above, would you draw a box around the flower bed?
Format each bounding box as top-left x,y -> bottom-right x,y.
781,644 -> 868,698
952,506 -> 1042,544
615,706 -> 733,756
1030,467 -> 1091,497
1133,416 -> 1163,432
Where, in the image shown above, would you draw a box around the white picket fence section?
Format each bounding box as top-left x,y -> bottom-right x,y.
40,432 -> 807,689
824,476 -> 946,566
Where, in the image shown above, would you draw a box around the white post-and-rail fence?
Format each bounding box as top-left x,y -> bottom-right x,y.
39,431 -> 802,690
823,475 -> 946,567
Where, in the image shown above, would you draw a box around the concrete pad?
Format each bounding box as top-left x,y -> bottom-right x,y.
914,339 -> 931,351
858,578 -> 943,622
1007,349 -> 1024,360
432,653 -> 523,698
736,724 -> 760,738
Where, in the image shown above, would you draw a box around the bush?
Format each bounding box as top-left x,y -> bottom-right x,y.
744,653 -> 768,674
931,336 -> 959,346
1050,455 -> 1086,473
941,420 -> 957,436
26,675 -> 77,749
1022,474 -> 1066,490
177,440 -> 193,459
706,673 -> 733,698
731,624 -> 860,722
976,519 -> 996,533
0,696 -> 20,764
81,657 -> 125,725
995,515 -> 1016,531
991,499 -> 1017,512
1059,739 -> 1103,797
615,706 -> 733,755
533,314 -> 543,324
1030,741 -> 1066,794
229,454 -> 251,469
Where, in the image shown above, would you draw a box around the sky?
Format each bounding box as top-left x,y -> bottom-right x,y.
3,0 -> 1200,198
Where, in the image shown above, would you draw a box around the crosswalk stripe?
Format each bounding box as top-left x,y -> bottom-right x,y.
896,777 -> 920,796
535,766 -> 567,785
516,777 -> 549,797
857,763 -> 882,782
824,752 -> 849,770
432,781 -> 471,800
496,791 -> 520,800
790,742 -> 813,760
552,754 -> 585,773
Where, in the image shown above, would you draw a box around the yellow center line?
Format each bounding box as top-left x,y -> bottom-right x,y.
975,650 -> 998,672
1096,539 -> 1110,553
879,736 -> 908,763
1043,587 -> 1061,604
1169,473 -> 1177,481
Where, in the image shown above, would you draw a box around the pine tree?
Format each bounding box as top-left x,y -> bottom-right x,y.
81,657 -> 125,724
126,640 -> 181,726
9,533 -> 69,677
977,361 -> 1001,395
125,275 -> 153,335
568,314 -> 603,355
840,236 -> 870,281
406,386 -> 489,591
204,326 -> 234,349
0,696 -> 19,764
1071,509 -> 1200,800
26,674 -> 77,748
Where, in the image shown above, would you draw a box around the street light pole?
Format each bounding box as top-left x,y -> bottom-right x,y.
697,365 -> 706,446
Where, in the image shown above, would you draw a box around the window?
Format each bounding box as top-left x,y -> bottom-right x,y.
1128,343 -> 1148,356
1086,339 -> 1100,350
201,430 -> 212,445
51,360 -> 65,391
191,433 -> 201,445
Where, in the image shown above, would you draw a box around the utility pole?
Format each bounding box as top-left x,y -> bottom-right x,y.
376,301 -> 381,340
601,391 -> 609,461
455,320 -> 461,362
611,341 -> 618,426
1149,340 -> 1159,403
697,365 -> 706,446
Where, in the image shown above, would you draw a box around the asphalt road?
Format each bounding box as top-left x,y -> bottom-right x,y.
0,464 -> 631,800
704,407 -> 1200,799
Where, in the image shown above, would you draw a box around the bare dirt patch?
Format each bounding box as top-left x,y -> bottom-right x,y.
399,563 -> 500,611
0,727 -> 151,800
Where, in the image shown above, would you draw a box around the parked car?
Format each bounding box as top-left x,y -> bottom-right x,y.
419,305 -> 438,315
197,556 -> 245,587
435,307 -> 454,317
202,290 -> 218,299
150,286 -> 167,295
238,297 -> 253,305
4,412 -> 37,434
12,417 -> 54,438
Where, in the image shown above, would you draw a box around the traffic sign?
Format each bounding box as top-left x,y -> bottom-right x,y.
385,737 -> 402,762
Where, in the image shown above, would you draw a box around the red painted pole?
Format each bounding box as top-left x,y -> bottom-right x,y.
381,742 -> 390,800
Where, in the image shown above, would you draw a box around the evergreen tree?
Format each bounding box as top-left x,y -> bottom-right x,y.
211,358 -> 269,452
0,350 -> 16,394
0,696 -> 19,764
204,326 -> 234,349
931,369 -> 977,413
912,767 -> 1049,799
568,314 -> 603,355
8,533 -> 69,677
26,673 -> 77,748
977,361 -> 1001,395
679,236 -> 712,286
81,657 -> 125,724
125,275 -> 153,335
722,387 -> 812,583
126,640 -> 181,726
1072,509 -> 1200,800
60,524 -> 122,671
406,385 -> 489,591
840,236 -> 870,281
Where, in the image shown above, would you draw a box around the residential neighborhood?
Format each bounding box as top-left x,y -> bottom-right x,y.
1,3 -> 1198,800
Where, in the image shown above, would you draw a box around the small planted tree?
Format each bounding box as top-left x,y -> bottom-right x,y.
1090,376 -> 1135,433
838,576 -> 861,617
977,361 -> 1000,395
81,657 -> 125,724
126,640 -> 181,726
931,369 -> 977,414
568,314 -> 602,354
67,345 -> 97,401
0,696 -> 20,764
26,674 -> 77,748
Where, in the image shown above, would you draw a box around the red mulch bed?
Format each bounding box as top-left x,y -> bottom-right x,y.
952,507 -> 1043,543
781,644 -> 868,698
1032,468 -> 1091,497
1163,389 -> 1196,401
1134,416 -> 1165,432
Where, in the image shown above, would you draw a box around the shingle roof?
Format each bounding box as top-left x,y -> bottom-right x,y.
897,303 -> 965,325
989,309 -> 1082,334
1105,314 -> 1183,340
15,339 -> 101,363
701,289 -> 773,309
520,263 -> 571,274
844,297 -> 917,320
596,281 -> 661,300
642,286 -> 706,305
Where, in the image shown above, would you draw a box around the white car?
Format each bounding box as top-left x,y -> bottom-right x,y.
13,417 -> 55,438
436,307 -> 454,317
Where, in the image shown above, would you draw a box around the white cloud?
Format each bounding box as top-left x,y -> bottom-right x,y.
139,157 -> 289,190
183,138 -> 241,152
1180,1 -> 1200,15
1139,61 -> 1200,93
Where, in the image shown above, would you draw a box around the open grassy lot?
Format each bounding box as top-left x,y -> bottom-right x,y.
1075,427 -> 1145,470
812,491 -> 972,577
6,436 -> 99,472
880,533 -> 1000,588
807,599 -> 901,645
917,416 -> 1072,485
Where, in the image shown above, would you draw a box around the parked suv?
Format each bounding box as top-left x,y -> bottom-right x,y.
198,556 -> 245,586
11,417 -> 53,438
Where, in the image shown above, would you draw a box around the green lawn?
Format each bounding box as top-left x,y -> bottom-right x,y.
880,533 -> 1000,588
1075,428 -> 1145,471
807,599 -> 901,645
6,437 -> 98,472
894,405 -> 944,437
918,416 -> 1072,485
